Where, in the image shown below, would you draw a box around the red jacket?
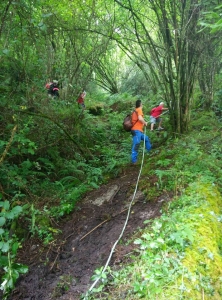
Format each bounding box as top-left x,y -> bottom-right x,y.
77,92 -> 86,104
150,105 -> 163,118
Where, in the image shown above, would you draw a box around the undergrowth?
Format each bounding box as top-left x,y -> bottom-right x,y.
0,98 -> 221,299
0,94 -> 137,298
84,112 -> 222,300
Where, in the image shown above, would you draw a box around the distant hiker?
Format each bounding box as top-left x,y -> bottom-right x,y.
77,90 -> 86,109
46,80 -> 60,98
45,81 -> 52,90
150,102 -> 168,131
131,99 -> 152,164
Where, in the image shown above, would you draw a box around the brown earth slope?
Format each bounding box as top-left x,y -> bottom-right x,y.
8,165 -> 170,300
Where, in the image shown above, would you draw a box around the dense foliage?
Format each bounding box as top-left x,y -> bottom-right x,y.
0,0 -> 222,298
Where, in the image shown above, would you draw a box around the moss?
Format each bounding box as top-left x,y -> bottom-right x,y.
11,220 -> 29,239
88,104 -> 104,115
170,183 -> 222,299
35,214 -> 51,227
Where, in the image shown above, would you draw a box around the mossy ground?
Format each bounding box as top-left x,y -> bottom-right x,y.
165,183 -> 222,299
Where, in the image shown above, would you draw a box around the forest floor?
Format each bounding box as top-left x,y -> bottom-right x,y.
8,164 -> 171,300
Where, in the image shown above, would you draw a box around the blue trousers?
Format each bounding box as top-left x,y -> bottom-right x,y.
131,130 -> 152,163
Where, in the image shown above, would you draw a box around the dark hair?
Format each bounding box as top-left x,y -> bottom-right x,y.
135,99 -> 141,108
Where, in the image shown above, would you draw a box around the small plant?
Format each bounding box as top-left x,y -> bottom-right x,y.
52,275 -> 74,298
81,266 -> 111,299
0,198 -> 28,298
27,204 -> 61,245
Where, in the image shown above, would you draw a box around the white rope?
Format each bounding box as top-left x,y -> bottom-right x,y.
83,127 -> 147,299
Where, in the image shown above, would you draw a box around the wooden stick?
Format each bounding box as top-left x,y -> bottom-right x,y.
49,246 -> 60,271
79,208 -> 128,241
0,125 -> 17,165
80,219 -> 108,241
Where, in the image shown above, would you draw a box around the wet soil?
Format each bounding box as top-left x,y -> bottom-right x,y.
8,166 -> 170,300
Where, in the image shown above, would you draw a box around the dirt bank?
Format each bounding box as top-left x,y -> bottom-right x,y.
8,166 -> 169,300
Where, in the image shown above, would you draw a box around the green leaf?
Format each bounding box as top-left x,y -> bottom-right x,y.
149,242 -> 158,249
157,237 -> 164,244
141,233 -> 151,240
6,278 -> 14,289
0,255 -> 8,266
1,242 -> 9,253
11,242 -> 19,255
0,201 -> 10,211
4,212 -> 14,219
134,238 -> 143,245
11,206 -> 23,216
28,148 -> 35,154
0,217 -> 6,226
2,49 -> 9,55
90,182 -> 99,189
13,263 -> 28,274
143,219 -> 152,224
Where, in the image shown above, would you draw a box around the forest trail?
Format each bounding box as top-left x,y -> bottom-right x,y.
8,165 -> 170,300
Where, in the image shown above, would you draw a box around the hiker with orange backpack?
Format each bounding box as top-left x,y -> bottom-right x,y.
131,99 -> 152,164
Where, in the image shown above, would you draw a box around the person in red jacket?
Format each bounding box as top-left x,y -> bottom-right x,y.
77,90 -> 86,109
150,102 -> 168,131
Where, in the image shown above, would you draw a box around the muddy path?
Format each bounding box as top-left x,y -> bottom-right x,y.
8,165 -> 170,300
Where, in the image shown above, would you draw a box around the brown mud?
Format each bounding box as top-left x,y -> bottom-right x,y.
7,166 -> 170,300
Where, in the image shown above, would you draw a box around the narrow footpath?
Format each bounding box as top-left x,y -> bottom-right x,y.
8,166 -> 170,300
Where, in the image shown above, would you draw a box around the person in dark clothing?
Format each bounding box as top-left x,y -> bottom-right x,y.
48,80 -> 59,98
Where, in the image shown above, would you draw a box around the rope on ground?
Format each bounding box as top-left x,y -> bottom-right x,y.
82,127 -> 147,299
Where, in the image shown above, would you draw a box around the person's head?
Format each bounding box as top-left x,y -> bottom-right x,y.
53,80 -> 58,85
136,99 -> 142,108
159,101 -> 164,106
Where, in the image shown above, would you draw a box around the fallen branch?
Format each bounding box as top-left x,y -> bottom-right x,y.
79,207 -> 128,241
79,219 -> 108,241
0,125 -> 17,165
49,246 -> 61,271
